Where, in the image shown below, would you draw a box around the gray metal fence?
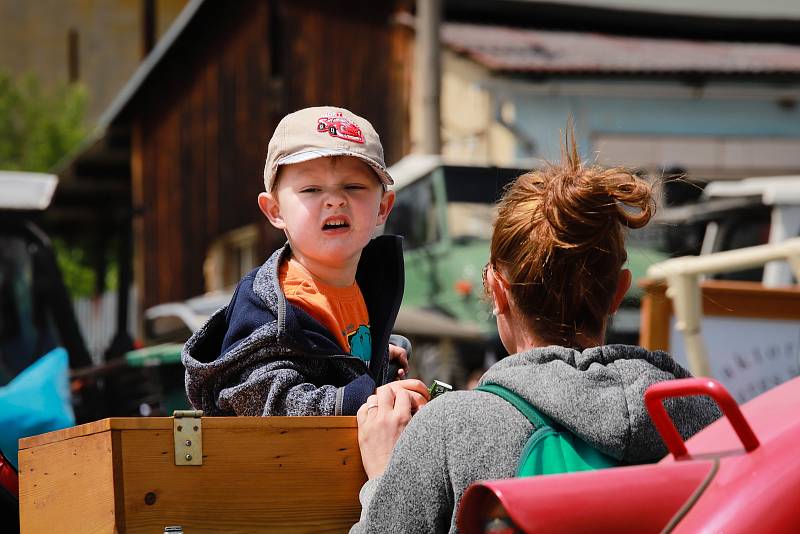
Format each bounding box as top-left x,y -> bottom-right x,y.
72,288 -> 139,364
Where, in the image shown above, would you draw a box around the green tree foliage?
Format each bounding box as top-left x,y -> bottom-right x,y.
52,237 -> 119,298
0,70 -> 87,171
0,70 -> 101,297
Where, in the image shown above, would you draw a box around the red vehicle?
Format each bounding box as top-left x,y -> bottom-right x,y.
458,376 -> 800,533
317,112 -> 365,143
0,448 -> 18,531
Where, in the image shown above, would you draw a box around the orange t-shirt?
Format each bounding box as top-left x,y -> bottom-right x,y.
279,258 -> 372,363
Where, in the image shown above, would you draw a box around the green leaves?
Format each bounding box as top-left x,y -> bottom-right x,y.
0,70 -> 87,172
0,70 -> 97,296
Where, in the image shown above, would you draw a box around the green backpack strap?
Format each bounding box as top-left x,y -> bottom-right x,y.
477,382 -> 620,477
476,383 -> 552,430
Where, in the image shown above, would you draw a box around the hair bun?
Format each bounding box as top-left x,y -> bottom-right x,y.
539,158 -> 654,253
602,171 -> 655,230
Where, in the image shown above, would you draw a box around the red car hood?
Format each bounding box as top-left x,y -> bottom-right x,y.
459,376 -> 800,533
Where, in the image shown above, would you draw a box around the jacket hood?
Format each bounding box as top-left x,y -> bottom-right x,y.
479,344 -> 721,464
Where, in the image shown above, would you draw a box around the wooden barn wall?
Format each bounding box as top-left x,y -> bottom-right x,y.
130,0 -> 411,310
280,0 -> 411,162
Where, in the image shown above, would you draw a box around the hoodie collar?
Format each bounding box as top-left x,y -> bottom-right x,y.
479,345 -> 697,463
251,236 -> 404,359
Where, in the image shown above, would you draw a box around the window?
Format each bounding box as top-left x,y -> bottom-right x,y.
385,175 -> 439,250
203,225 -> 262,292
443,166 -> 521,244
715,213 -> 771,282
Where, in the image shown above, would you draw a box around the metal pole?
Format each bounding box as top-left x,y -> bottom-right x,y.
667,273 -> 710,377
416,0 -> 442,154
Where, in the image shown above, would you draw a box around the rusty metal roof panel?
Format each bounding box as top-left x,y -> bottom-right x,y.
442,22 -> 800,75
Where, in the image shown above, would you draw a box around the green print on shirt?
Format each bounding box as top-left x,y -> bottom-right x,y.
348,325 -> 372,363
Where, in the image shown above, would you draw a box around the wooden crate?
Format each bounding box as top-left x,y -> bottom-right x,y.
19,416 -> 365,533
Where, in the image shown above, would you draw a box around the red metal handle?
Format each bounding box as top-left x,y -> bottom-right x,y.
644,378 -> 760,460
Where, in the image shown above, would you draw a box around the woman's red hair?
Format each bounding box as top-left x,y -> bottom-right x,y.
489,125 -> 655,347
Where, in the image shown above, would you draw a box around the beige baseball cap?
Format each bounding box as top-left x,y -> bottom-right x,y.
263,106 -> 393,191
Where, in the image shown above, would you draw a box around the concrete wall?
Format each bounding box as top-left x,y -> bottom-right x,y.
410,49 -> 517,164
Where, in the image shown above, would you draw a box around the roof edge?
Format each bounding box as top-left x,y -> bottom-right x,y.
95,0 -> 207,132
445,0 -> 800,43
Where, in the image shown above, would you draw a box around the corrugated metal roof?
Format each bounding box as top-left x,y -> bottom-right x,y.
521,0 -> 800,20
442,22 -> 800,75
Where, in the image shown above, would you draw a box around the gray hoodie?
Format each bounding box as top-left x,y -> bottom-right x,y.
351,344 -> 721,533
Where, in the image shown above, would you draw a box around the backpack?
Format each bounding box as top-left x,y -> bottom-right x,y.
476,383 -> 620,476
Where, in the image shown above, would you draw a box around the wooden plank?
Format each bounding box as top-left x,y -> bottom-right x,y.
118,424 -> 365,533
698,280 -> 800,319
201,416 -> 359,430
181,63 -> 208,298
161,104 -> 183,303
111,430 -> 128,530
142,104 -> 162,310
21,417 -> 359,448
20,419 -> 114,449
130,117 -> 148,332
639,280 -> 671,351
19,431 -> 117,533
203,58 -> 220,250
638,278 -> 800,353
388,14 -> 413,162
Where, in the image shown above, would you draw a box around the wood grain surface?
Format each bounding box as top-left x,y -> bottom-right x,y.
19,417 -> 365,533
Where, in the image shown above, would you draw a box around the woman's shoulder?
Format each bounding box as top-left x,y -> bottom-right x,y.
396,388 -> 533,486
412,388 -> 530,433
421,389 -> 496,411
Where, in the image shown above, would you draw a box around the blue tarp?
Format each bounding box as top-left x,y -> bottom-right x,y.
0,347 -> 75,469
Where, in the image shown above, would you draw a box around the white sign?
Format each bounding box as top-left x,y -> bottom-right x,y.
670,316 -> 800,403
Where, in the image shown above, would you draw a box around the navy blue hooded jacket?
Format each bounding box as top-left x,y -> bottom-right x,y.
182,235 -> 404,416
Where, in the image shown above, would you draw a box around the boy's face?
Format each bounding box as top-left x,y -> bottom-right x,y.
258,156 -> 395,280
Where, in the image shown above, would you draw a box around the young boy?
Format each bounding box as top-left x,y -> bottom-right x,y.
182,106 -> 428,416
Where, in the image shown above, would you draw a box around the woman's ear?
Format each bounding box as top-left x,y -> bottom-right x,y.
487,265 -> 510,316
258,192 -> 285,230
610,269 -> 632,314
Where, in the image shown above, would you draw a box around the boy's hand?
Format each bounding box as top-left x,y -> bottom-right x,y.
388,343 -> 409,379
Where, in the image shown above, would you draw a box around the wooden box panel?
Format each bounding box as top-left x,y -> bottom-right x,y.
19,417 -> 365,533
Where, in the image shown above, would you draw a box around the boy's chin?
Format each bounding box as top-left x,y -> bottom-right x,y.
321,232 -> 372,248
307,243 -> 364,262
320,246 -> 364,262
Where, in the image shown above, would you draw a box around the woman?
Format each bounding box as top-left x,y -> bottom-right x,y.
350,133 -> 721,533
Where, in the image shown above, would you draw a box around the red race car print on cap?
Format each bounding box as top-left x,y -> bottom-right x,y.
317,112 -> 365,144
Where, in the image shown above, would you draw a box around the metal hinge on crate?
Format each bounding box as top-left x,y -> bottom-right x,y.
173,410 -> 203,466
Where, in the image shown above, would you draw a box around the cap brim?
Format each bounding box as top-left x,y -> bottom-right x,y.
277,148 -> 393,186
